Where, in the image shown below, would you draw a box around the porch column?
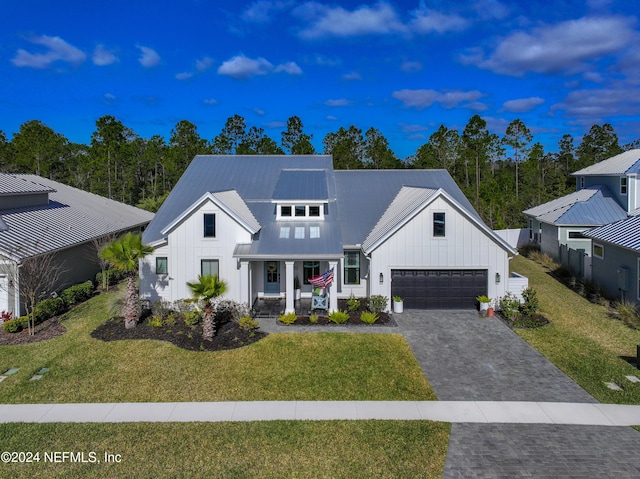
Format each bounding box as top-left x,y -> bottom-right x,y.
329,260 -> 338,312
239,260 -> 250,306
285,261 -> 295,313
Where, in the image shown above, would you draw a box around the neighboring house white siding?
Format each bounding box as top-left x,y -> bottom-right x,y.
141,199 -> 253,304
368,196 -> 510,304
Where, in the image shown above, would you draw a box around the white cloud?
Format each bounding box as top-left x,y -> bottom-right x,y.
275,61 -> 303,75
137,45 -> 161,68
242,1 -> 293,23
401,61 -> 423,73
325,98 -> 351,107
12,35 -> 86,68
218,55 -> 274,79
203,98 -> 218,105
196,56 -> 214,72
554,87 -> 640,119
254,108 -> 266,116
410,9 -> 469,34
326,115 -> 339,120
392,89 -> 485,110
464,16 -> 636,76
92,44 -> 117,66
176,72 -> 193,80
501,96 -> 545,113
472,0 -> 509,20
342,71 -> 362,80
295,1 -> 406,39
399,123 -> 428,133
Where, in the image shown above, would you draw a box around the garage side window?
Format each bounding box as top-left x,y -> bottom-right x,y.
433,212 -> 446,237
156,257 -> 168,275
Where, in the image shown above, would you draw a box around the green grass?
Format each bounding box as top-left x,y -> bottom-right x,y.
511,255 -> 640,404
0,291 -> 435,402
0,421 -> 450,479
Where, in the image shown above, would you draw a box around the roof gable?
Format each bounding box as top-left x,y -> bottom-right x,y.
572,149 -> 640,176
161,190 -> 260,236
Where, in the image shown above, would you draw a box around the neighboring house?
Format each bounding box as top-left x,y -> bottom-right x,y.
523,149 -> 640,277
583,215 -> 640,305
140,155 -> 517,312
0,173 -> 154,315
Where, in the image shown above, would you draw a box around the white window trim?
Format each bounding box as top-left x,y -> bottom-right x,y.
276,203 -> 325,220
433,211 -> 446,238
593,243 -> 604,259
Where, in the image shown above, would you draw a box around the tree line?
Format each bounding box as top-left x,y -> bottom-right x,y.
0,114 -> 635,228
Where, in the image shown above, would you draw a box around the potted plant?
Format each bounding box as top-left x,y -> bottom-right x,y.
476,295 -> 491,314
393,295 -> 404,313
294,276 -> 301,301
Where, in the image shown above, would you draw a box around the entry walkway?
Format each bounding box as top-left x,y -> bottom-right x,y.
1,401 -> 640,426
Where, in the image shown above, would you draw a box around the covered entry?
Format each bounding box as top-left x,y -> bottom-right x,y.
391,269 -> 487,309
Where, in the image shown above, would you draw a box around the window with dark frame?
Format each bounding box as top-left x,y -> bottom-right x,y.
593,244 -> 604,259
156,257 -> 168,275
201,259 -> 219,277
621,177 -> 628,195
433,212 -> 446,237
295,205 -> 306,217
303,261 -> 320,285
568,231 -> 587,239
203,214 -> 216,237
344,251 -> 360,285
280,205 -> 292,217
309,205 -> 320,217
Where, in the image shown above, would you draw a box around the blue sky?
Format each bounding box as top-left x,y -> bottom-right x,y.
1,0 -> 639,159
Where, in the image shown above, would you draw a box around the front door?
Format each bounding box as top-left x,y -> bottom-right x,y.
264,261 -> 280,295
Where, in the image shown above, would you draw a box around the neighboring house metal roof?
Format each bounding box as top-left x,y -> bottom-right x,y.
572,149 -> 640,176
523,186 -> 627,226
583,215 -> 640,252
272,170 -> 328,201
334,169 -> 481,247
0,175 -> 154,261
0,173 -> 55,196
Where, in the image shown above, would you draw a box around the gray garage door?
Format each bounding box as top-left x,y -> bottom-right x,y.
391,269 -> 487,309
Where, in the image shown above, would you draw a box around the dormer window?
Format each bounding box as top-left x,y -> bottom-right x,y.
621,177 -> 627,195
276,203 -> 325,220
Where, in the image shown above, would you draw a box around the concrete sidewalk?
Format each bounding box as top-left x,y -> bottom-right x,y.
1,401 -> 640,426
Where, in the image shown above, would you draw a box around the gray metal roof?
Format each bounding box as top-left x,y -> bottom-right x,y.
334,169 -> 481,246
572,149 -> 640,176
0,173 -> 55,196
523,186 -> 627,226
272,170 -> 328,201
583,215 -> 640,252
363,186 -> 438,253
0,175 -> 154,261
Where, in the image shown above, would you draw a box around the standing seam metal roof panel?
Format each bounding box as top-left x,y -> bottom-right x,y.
572,149 -> 640,176
272,170 -> 329,201
583,215 -> 640,251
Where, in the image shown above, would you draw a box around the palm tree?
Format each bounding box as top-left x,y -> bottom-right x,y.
99,232 -> 153,329
186,275 -> 227,340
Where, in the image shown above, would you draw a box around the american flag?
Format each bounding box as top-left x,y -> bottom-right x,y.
309,268 -> 334,289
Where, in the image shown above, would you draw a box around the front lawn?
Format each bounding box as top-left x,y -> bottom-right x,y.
511,255 -> 640,404
0,421 -> 449,479
0,291 -> 435,403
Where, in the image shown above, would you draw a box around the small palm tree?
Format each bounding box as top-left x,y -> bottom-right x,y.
186,275 -> 227,340
99,232 -> 153,329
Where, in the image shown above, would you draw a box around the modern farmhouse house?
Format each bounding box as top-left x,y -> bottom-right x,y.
140,155 -> 517,312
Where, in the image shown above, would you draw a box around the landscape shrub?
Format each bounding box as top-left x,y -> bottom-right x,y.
520,288 -> 539,316
360,311 -> 379,324
328,310 -> 349,324
33,297 -> 66,323
16,316 -> 29,329
499,293 -> 521,321
60,282 -> 94,306
347,294 -> 361,313
183,310 -> 201,327
3,319 -> 21,333
0,311 -> 12,322
238,316 -> 259,331
95,269 -> 127,287
309,313 -> 319,324
367,295 -> 388,314
614,301 -> 640,329
148,316 -> 164,327
151,301 -> 173,321
214,300 -> 251,324
278,312 -> 297,325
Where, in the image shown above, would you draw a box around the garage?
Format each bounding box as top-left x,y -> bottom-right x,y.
391,269 -> 487,309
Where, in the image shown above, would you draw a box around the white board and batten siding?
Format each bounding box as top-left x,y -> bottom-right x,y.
368,196 -> 511,302
140,200 -> 252,305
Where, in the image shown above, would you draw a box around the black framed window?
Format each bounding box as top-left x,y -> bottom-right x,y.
433,212 -> 446,237
295,205 -> 306,217
280,205 -> 292,217
201,259 -> 219,277
621,177 -> 628,195
309,205 -> 320,217
204,214 -> 216,237
344,251 -> 360,285
156,257 -> 168,275
303,261 -> 320,284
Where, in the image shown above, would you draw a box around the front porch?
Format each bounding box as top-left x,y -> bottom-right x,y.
251,297 -> 330,318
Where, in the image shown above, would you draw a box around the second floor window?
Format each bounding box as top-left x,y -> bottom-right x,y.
621,177 -> 628,195
433,212 -> 446,237
204,214 -> 216,237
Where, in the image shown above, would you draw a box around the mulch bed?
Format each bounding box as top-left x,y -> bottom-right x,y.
286,299 -> 395,326
498,312 -> 549,329
91,316 -> 267,351
0,317 -> 67,345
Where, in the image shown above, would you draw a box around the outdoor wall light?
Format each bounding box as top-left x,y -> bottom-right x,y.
379,272 -> 384,284
495,273 -> 501,284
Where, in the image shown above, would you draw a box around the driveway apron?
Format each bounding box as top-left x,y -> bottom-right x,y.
396,310 -> 640,479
